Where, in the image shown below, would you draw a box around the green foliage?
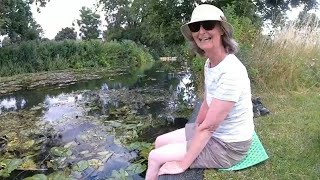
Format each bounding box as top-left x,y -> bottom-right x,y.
222,4 -> 260,47
55,27 -> 77,41
0,0 -> 42,42
77,7 -> 101,40
0,40 -> 154,77
244,17 -> 320,91
24,174 -> 48,180
107,164 -> 146,180
72,160 -> 89,172
101,0 -> 192,56
0,159 -> 23,178
50,147 -> 72,157
128,142 -> 153,161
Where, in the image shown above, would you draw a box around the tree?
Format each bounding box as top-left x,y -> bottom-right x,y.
55,27 -> 77,41
0,0 -> 44,43
254,0 -> 318,21
1,36 -> 11,47
77,7 -> 101,40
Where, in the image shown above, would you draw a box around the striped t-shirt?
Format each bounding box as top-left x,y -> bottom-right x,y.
204,54 -> 254,142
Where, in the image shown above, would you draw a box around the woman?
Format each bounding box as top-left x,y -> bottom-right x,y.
146,4 -> 254,180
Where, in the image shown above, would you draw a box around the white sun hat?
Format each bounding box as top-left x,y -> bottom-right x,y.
180,4 -> 234,42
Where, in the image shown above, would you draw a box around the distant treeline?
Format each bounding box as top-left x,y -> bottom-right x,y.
0,40 -> 154,77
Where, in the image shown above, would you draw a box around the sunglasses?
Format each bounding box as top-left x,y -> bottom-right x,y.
188,21 -> 218,32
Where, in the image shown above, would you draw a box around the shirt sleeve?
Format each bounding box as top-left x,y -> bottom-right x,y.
213,71 -> 244,102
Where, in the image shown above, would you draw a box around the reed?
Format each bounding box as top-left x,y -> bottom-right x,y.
246,15 -> 320,91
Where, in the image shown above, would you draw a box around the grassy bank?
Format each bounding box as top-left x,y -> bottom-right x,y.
205,89 -> 320,179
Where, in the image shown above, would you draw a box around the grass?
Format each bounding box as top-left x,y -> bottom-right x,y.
245,16 -> 320,91
204,89 -> 320,179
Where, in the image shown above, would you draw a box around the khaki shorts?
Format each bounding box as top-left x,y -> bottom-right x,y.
185,123 -> 252,169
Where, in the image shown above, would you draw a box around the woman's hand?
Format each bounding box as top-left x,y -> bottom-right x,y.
158,161 -> 188,175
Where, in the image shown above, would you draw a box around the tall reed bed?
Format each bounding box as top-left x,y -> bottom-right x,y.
246,16 -> 320,91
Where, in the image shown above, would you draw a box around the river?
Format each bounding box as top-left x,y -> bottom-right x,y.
0,61 -> 196,179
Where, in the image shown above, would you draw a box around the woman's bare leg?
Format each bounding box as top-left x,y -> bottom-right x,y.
145,142 -> 187,180
155,128 -> 186,148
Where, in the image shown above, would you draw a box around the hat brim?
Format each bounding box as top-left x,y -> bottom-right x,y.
180,20 -> 234,42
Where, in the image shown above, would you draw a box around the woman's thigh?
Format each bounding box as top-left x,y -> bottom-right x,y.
155,128 -> 186,148
149,142 -> 187,164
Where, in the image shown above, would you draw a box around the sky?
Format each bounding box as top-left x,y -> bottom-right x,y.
27,0 -> 320,39
31,0 -> 105,39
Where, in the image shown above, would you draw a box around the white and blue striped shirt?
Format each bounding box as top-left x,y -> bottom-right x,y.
204,54 -> 254,142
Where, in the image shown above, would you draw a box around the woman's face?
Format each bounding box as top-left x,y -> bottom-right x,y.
190,21 -> 223,51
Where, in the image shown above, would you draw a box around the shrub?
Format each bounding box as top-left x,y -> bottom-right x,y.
0,40 -> 154,77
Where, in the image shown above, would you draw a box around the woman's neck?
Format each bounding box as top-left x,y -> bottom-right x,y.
205,46 -> 228,68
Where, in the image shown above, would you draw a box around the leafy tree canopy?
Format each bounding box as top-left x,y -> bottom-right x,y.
0,0 -> 47,43
77,7 -> 101,40
55,27 -> 77,41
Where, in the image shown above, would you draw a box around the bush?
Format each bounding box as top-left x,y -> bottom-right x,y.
0,40 -> 154,77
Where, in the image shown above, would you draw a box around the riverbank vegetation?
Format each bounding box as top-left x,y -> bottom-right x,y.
0,40 -> 154,77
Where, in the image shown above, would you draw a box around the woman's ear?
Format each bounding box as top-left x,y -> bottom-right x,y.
218,22 -> 225,35
220,29 -> 225,36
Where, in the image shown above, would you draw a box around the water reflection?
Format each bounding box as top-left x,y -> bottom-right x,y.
43,94 -> 84,122
0,62 -> 196,179
176,72 -> 195,104
0,71 -> 195,121
0,97 -> 27,113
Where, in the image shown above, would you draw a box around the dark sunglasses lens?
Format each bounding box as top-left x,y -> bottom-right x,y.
202,21 -> 216,31
188,22 -> 200,32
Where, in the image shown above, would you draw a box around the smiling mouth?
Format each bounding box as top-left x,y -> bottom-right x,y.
199,37 -> 212,42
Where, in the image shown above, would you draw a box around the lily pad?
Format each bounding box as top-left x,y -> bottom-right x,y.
88,159 -> 103,169
0,158 -> 23,177
72,160 -> 89,172
126,163 -> 146,175
109,169 -> 131,180
50,147 -> 72,157
23,174 -> 47,180
20,159 -> 37,170
47,171 -> 72,180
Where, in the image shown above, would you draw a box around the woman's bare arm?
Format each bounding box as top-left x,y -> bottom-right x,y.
195,94 -> 209,124
181,98 -> 235,168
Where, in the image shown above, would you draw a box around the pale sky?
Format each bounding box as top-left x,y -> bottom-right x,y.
31,0 -> 105,39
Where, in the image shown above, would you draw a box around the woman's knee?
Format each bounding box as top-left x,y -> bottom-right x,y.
154,135 -> 166,149
154,128 -> 186,148
148,149 -> 161,164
